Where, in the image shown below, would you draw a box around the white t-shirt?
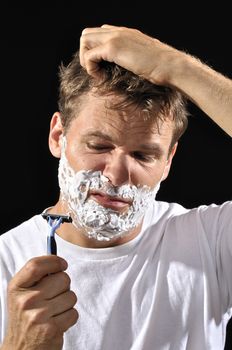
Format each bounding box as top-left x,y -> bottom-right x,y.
0,200 -> 232,350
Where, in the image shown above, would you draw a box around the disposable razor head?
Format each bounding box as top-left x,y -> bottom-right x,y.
42,213 -> 72,223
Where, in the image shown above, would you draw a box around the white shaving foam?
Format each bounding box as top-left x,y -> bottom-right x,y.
58,137 -> 161,241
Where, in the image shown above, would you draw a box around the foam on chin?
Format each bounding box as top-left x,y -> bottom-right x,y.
58,137 -> 160,241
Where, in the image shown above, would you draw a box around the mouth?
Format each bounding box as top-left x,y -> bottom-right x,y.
89,190 -> 132,211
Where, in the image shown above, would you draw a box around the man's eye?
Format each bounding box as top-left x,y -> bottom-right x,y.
87,143 -> 111,151
132,152 -> 153,162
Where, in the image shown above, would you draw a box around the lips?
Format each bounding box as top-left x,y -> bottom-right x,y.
89,190 -> 132,211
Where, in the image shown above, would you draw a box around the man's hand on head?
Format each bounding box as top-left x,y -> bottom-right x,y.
79,24 -> 181,86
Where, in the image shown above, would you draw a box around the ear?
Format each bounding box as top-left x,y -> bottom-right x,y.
161,142 -> 178,181
48,112 -> 64,158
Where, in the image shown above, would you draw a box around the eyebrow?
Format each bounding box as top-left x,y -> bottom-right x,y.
138,143 -> 164,157
81,131 -> 113,142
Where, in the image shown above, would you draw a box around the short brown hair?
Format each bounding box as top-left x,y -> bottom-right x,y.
58,51 -> 189,150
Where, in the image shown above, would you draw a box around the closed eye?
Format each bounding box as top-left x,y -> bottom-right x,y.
86,142 -> 113,152
132,151 -> 155,163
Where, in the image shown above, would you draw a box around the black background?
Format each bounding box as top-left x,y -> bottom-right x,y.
0,2 -> 232,348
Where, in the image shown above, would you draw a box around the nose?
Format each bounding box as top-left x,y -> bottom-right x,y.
103,152 -> 131,187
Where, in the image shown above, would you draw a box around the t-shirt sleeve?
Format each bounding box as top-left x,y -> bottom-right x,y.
198,201 -> 232,310
0,238 -> 15,345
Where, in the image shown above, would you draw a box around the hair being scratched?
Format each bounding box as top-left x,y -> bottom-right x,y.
58,50 -> 189,151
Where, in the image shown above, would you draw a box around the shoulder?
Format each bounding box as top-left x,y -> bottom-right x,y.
154,200 -> 232,221
145,200 -> 189,226
0,214 -> 47,244
0,214 -> 47,273
142,201 -> 232,258
146,200 -> 232,234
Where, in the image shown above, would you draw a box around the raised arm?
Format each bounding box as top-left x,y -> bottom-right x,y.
80,24 -> 232,136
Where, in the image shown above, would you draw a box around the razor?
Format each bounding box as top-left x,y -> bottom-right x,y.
42,213 -> 72,255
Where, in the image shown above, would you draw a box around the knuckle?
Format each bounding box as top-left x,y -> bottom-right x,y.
106,40 -> 119,55
28,308 -> 47,325
39,322 -> 61,340
81,28 -> 90,36
17,292 -> 38,311
24,258 -> 41,279
17,295 -> 30,310
7,278 -> 17,293
110,31 -> 122,42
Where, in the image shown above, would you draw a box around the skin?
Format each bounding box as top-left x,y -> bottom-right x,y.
2,256 -> 78,350
2,24 -> 231,350
2,92 -> 177,350
49,92 -> 177,248
80,24 -> 232,136
1,93 -> 177,350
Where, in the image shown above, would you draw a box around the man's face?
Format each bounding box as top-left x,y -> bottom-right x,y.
49,92 -> 176,243
62,93 -> 175,189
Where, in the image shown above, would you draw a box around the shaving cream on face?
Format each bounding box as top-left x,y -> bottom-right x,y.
58,138 -> 161,241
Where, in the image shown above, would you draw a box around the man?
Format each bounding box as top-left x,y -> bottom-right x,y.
0,24 -> 231,350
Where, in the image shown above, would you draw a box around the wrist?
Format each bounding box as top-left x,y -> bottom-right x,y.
166,51 -> 199,89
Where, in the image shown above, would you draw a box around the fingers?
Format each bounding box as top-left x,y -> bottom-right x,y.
10,255 -> 68,289
80,26 -> 126,77
33,271 -> 71,299
79,24 -> 149,79
54,307 -> 79,332
101,24 -> 118,29
80,28 -> 110,76
48,290 -> 77,317
79,24 -> 175,85
5,256 -> 79,349
81,24 -> 124,35
81,26 -> 114,35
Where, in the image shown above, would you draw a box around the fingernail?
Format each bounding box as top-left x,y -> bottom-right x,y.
61,259 -> 68,270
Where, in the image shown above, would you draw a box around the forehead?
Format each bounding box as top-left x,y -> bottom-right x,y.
68,93 -> 174,145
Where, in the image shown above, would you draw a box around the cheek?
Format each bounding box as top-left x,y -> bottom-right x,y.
67,152 -> 107,172
135,172 -> 160,188
132,163 -> 165,188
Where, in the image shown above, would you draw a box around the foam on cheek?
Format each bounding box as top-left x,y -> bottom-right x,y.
58,137 -> 160,241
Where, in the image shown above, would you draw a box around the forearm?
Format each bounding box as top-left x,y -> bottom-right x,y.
167,53 -> 232,137
80,25 -> 232,137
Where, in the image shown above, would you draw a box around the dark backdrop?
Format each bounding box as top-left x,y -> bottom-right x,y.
0,2 -> 231,348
